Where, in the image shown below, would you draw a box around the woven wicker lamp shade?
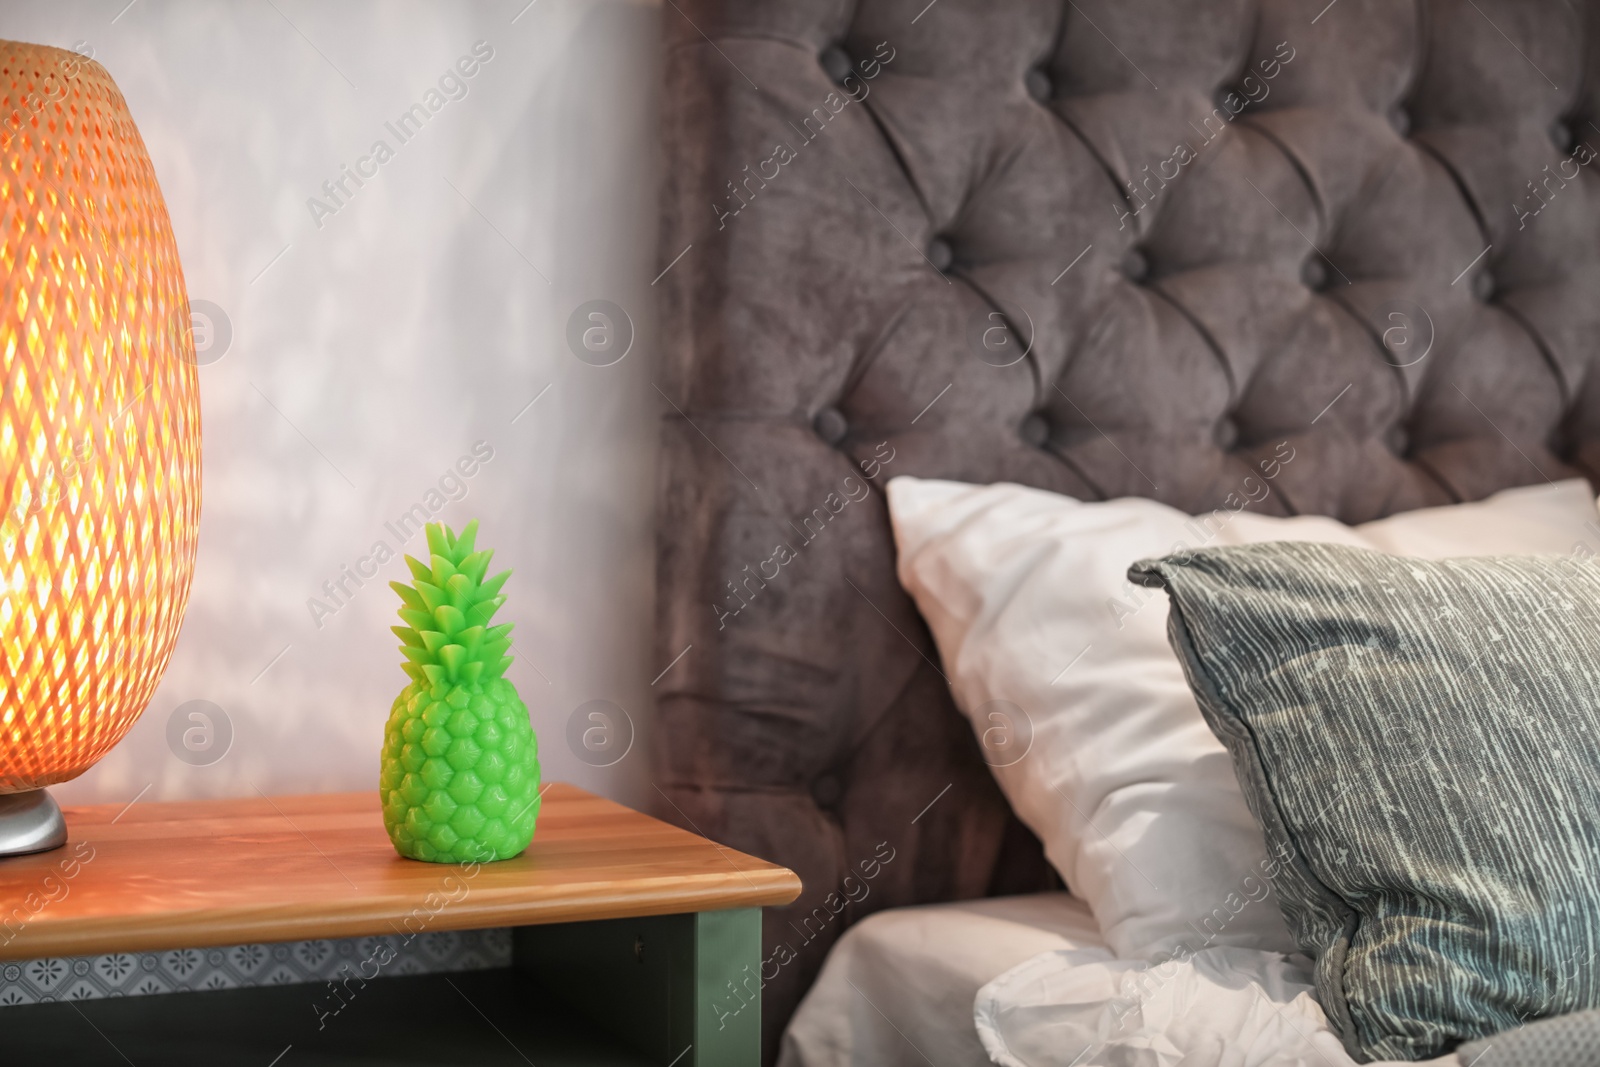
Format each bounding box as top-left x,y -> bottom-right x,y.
0,40 -> 201,851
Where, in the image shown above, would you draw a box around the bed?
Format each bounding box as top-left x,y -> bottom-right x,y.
776,894 -> 1466,1067
651,0 -> 1600,1061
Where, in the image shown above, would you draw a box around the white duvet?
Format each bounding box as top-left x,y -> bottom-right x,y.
976,946 -> 1458,1067
779,893 -> 1462,1067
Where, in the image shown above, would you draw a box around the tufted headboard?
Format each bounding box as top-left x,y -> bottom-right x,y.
653,0 -> 1600,1055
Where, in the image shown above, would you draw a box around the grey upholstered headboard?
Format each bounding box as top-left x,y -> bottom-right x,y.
653,0 -> 1600,1055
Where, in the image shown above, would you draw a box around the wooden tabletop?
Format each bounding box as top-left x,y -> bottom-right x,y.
0,784 -> 800,960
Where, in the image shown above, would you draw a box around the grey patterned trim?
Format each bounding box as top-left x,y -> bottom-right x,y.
1458,1008 -> 1600,1067
0,928 -> 508,1006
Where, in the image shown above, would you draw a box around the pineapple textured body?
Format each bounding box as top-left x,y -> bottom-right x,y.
379,520 -> 540,862
380,676 -> 540,862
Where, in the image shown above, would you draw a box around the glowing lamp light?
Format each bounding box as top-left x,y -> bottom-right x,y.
0,40 -> 201,854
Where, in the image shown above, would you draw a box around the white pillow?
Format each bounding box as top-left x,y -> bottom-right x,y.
887,475 -> 1599,960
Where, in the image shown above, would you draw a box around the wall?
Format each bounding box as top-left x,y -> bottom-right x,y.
6,0 -> 663,811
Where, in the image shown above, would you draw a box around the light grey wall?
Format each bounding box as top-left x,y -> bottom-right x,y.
9,0 -> 663,811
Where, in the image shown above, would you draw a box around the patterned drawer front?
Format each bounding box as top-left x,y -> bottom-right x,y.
0,928 -> 509,1006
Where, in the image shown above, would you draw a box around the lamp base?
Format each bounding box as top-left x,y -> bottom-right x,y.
0,789 -> 68,857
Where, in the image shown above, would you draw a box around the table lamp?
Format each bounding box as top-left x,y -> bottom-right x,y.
0,40 -> 201,854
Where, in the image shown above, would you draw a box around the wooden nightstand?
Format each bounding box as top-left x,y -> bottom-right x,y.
0,783 -> 801,1066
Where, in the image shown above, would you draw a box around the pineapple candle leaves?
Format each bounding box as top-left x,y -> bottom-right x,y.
390,520 -> 514,688
380,520 -> 542,863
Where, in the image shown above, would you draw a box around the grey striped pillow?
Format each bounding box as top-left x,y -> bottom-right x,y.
1129,543 -> 1600,1063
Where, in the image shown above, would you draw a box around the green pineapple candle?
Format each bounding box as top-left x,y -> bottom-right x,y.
380,520 -> 541,862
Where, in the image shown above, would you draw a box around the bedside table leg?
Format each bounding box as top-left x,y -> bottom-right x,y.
514,907 -> 763,1066
688,907 -> 762,1066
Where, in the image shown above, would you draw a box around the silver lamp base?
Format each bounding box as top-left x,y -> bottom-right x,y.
0,790 -> 68,857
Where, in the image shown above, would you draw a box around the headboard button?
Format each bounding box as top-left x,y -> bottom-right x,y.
811,772 -> 843,810
1301,257 -> 1328,291
813,406 -> 849,445
1120,248 -> 1148,282
1550,120 -> 1573,152
1386,424 -> 1409,455
1020,413 -> 1051,448
1214,417 -> 1239,450
819,46 -> 852,84
1388,106 -> 1411,137
928,238 -> 955,273
1025,68 -> 1052,103
1473,271 -> 1496,302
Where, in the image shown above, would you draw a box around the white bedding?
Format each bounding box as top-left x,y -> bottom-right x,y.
977,946 -> 1461,1067
781,894 -> 1460,1067
778,894 -> 1103,1067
